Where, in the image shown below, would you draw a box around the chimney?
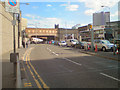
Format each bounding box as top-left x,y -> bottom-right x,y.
55,24 -> 59,29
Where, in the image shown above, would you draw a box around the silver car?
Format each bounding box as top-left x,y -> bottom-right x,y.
94,40 -> 116,52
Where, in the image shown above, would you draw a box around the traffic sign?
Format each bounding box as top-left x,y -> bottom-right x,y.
5,0 -> 20,13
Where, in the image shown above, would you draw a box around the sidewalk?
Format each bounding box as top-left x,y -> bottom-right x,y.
2,44 -> 34,88
78,49 -> 120,61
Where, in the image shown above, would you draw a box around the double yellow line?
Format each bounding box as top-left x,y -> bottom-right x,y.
24,48 -> 49,89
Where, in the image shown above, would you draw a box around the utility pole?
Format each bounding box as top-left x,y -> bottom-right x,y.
18,13 -> 20,48
13,13 -> 16,53
65,22 -> 67,40
90,25 -> 94,52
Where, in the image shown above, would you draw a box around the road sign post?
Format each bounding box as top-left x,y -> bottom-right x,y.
5,0 -> 20,82
5,0 -> 20,53
5,0 -> 20,13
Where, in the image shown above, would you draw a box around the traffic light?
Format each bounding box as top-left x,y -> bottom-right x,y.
90,25 -> 92,29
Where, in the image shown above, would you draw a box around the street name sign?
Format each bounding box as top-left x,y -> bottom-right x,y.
5,0 -> 20,13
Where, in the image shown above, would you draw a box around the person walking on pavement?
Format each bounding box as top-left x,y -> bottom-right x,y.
22,40 -> 25,48
26,41 -> 28,48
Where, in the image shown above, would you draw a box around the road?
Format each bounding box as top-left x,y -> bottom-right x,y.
22,44 -> 120,88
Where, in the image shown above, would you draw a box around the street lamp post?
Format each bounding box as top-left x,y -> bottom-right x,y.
101,5 -> 115,55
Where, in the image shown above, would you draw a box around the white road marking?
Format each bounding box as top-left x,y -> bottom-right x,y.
63,58 -> 82,66
47,48 -> 51,51
100,73 -> 120,82
47,47 -> 58,56
52,52 -> 59,56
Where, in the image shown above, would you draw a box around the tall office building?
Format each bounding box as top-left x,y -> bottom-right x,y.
118,1 -> 120,21
93,12 -> 110,26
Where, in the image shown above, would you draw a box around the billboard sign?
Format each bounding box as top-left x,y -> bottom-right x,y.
5,0 -> 20,13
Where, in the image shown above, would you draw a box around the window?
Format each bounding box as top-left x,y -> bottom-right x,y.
28,30 -> 30,33
32,30 -> 35,33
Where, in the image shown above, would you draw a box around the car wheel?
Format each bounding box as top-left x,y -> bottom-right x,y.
102,47 -> 106,52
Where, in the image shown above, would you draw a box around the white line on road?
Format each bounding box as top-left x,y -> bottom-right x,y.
47,48 -> 51,51
47,48 -> 58,56
100,73 -> 120,82
63,58 -> 82,66
52,52 -> 59,56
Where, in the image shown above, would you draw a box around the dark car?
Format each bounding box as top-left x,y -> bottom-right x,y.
75,41 -> 84,49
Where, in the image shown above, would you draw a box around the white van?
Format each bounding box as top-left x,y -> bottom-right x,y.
66,39 -> 78,47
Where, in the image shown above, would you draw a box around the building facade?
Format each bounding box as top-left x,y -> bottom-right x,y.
93,12 -> 110,26
25,24 -> 79,41
0,2 -> 19,55
106,21 -> 120,40
78,24 -> 109,42
25,28 -> 58,41
58,28 -> 78,41
78,21 -> 120,42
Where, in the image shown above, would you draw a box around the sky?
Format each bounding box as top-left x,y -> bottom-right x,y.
19,0 -> 120,28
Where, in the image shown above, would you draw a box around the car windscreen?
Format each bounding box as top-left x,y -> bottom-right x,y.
61,41 -> 66,43
102,40 -> 110,44
72,40 -> 78,43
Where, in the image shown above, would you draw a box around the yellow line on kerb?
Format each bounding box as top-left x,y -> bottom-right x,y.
26,47 -> 49,89
26,49 -> 42,89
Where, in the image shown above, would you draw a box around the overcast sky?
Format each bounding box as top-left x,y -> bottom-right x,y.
20,0 -> 119,28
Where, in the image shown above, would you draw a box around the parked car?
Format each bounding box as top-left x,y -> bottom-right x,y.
30,38 -> 43,44
54,41 -> 59,45
52,40 -> 55,44
49,41 -> 52,44
81,41 -> 91,50
94,40 -> 117,52
66,39 -> 78,47
75,41 -> 84,49
58,41 -> 67,46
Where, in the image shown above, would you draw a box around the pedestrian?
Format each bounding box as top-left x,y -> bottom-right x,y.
26,41 -> 28,48
22,40 -> 25,48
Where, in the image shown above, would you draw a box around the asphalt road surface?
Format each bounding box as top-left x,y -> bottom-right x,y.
22,44 -> 120,88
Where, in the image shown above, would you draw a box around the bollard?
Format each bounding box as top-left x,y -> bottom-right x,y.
95,44 -> 98,52
116,49 -> 119,54
88,45 -> 90,50
10,53 -> 19,77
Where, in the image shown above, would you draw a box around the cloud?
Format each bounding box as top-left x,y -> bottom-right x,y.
60,3 -> 79,11
32,6 -> 39,9
60,4 -> 67,6
85,9 -> 96,15
66,5 -> 79,11
25,14 -> 36,19
47,4 -> 52,7
25,14 -> 77,28
78,0 -> 119,16
25,14 -> 62,28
